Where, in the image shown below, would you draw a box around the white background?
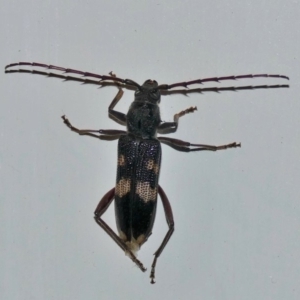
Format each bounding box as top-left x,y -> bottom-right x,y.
1,1 -> 299,299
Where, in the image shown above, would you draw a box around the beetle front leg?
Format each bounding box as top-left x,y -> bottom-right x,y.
65,86 -> 127,129
94,188 -> 147,273
158,106 -> 197,134
108,88 -> 127,125
150,186 -> 175,284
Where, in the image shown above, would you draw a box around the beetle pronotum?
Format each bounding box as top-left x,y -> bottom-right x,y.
5,62 -> 289,283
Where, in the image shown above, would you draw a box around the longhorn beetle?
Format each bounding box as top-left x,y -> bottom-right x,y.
5,62 -> 289,283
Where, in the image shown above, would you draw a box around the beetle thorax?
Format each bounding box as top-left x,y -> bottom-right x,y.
126,80 -> 161,139
126,100 -> 161,139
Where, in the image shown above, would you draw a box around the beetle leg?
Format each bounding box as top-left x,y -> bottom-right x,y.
108,88 -> 127,125
61,115 -> 126,140
94,188 -> 147,273
158,136 -> 241,152
158,106 -> 197,134
150,185 -> 175,284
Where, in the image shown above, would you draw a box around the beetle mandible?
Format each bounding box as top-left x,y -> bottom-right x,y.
5,62 -> 289,283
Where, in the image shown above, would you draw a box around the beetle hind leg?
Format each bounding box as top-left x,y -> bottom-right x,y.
150,185 -> 175,284
94,188 -> 146,272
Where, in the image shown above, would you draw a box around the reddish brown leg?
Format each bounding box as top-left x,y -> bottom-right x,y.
150,186 -> 175,284
108,88 -> 127,125
94,188 -> 146,272
159,136 -> 241,152
62,88 -> 128,132
62,115 -> 126,140
158,106 -> 197,134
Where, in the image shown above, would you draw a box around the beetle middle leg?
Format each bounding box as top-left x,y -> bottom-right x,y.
158,136 -> 241,152
61,115 -> 126,140
94,188 -> 147,272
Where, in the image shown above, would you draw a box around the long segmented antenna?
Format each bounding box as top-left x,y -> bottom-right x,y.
157,74 -> 289,90
5,69 -> 290,95
5,68 -> 289,93
5,61 -> 289,90
5,62 -> 141,89
163,84 -> 290,95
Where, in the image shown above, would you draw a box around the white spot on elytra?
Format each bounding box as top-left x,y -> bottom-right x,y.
115,178 -> 131,197
118,155 -> 126,166
146,159 -> 159,174
125,235 -> 146,255
136,181 -> 157,202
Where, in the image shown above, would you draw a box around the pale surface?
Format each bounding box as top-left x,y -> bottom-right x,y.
1,1 -> 299,299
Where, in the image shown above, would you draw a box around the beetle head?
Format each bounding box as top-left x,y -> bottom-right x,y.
134,80 -> 161,104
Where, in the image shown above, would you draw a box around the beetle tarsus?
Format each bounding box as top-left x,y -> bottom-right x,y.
128,252 -> 147,272
150,256 -> 157,284
61,115 -> 71,128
